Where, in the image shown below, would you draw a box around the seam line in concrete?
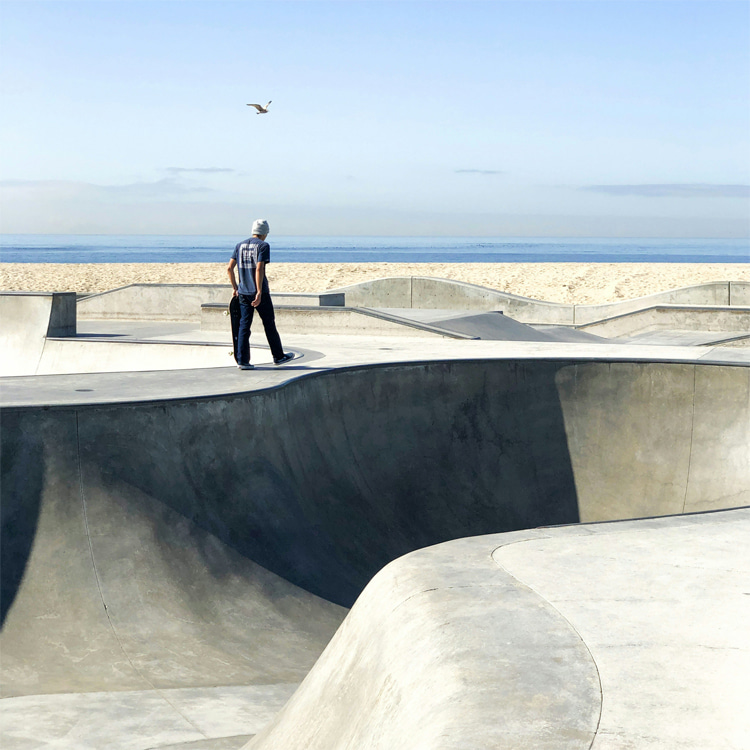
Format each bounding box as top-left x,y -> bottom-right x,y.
490,537 -> 604,748
74,410 -> 208,741
682,366 -> 697,515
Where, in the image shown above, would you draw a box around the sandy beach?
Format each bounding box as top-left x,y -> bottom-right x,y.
1,262 -> 749,305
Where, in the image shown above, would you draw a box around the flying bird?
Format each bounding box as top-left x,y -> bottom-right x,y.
247,101 -> 272,114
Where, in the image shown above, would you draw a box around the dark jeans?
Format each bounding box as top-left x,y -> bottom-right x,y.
238,292 -> 284,364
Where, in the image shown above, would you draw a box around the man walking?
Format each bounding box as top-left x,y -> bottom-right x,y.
227,219 -> 294,370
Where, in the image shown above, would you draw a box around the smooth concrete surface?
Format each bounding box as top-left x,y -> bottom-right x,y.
329,276 -> 575,323
493,510 -> 750,750
25,337 -> 242,376
74,279 -> 750,330
2,334 -> 750,408
328,277 -> 750,325
201,303 -> 474,339
572,281 -> 746,324
247,508 -> 750,750
3,279 -> 750,749
581,304 -> 750,338
3,356 -> 748,748
729,280 -> 750,305
371,308 -> 607,342
0,397 -> 346,745
618,329 -> 750,347
77,284 -> 233,321
3,358 -> 748,610
78,285 -> 345,322
0,292 -> 77,375
202,297 -> 748,346
1,317 -> 299,377
2,684 -> 296,750
80,278 -> 748,330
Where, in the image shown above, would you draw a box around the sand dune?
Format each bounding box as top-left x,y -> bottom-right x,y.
1,261 -> 749,305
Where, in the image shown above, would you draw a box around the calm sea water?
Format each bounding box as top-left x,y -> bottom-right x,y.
0,235 -> 747,264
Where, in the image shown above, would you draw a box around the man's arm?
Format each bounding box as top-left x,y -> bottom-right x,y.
252,261 -> 267,307
227,258 -> 238,296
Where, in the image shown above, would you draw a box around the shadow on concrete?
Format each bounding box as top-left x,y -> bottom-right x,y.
1,412 -> 44,626
74,360 -> 580,607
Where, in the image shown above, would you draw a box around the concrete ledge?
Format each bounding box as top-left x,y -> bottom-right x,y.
580,305 -> 750,338
200,303 -> 474,339
272,292 -> 345,307
328,278 -> 747,326
573,281 -> 733,324
77,285 -> 345,322
74,280 -> 749,330
329,276 -> 574,324
77,284 -> 232,321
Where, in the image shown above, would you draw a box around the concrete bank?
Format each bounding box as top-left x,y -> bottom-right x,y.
2,357 -> 749,748
248,508 -> 750,750
4,358 -> 748,618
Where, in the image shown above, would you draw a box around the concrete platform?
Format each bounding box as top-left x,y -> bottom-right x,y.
249,508 -> 750,750
2,282 -> 749,749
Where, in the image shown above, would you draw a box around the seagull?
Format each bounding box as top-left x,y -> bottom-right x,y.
247,101 -> 272,114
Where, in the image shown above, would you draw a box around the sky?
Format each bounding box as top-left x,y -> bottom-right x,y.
0,0 -> 748,237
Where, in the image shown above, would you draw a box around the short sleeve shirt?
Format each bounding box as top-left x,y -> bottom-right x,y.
231,237 -> 271,296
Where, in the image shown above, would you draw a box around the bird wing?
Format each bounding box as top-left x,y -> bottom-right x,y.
265,101 -> 272,108
246,104 -> 262,111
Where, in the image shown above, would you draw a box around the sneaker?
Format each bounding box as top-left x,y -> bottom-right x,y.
238,363 -> 255,370
273,352 -> 295,365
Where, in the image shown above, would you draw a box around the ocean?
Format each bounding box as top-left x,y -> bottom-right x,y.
0,235 -> 747,264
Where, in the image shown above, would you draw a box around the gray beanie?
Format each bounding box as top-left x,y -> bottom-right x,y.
252,219 -> 270,236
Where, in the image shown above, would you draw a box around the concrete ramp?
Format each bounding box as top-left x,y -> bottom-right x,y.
580,304 -> 750,338
2,359 -> 749,748
247,509 -> 750,750
0,292 -> 76,376
4,358 -> 747,610
373,309 -> 607,342
328,277 -> 748,324
1,404 -> 345,746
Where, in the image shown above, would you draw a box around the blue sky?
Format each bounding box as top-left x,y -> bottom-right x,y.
0,0 -> 748,236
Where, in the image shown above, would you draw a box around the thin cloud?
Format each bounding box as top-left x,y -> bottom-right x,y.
455,169 -> 505,176
582,184 -> 750,198
0,178 -> 214,200
164,167 -> 236,176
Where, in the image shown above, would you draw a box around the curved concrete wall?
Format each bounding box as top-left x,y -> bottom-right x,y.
329,277 -> 746,325
73,279 -> 750,328
2,358 -> 748,740
246,532 -> 603,750
0,406 -> 345,698
246,508 -> 750,750
3,360 -> 748,614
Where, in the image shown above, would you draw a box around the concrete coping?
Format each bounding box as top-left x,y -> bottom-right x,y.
0,291 -> 77,297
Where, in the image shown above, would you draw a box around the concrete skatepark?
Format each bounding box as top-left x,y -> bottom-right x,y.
1,277 -> 749,749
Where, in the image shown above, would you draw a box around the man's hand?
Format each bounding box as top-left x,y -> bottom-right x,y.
251,292 -> 262,307
232,288 -> 239,297
227,259 -> 239,297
